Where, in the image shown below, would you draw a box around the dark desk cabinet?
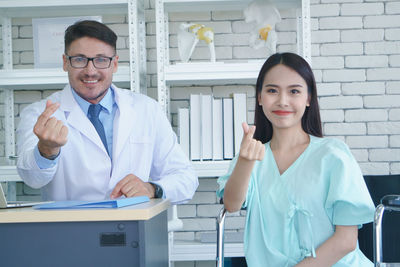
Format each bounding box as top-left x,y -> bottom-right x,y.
0,200 -> 169,267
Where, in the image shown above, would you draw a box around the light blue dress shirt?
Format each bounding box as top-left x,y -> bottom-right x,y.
217,135 -> 375,267
34,87 -> 117,168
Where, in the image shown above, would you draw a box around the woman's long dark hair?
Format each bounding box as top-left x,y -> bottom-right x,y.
254,52 -> 323,143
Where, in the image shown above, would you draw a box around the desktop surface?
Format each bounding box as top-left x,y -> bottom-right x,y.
0,198 -> 169,223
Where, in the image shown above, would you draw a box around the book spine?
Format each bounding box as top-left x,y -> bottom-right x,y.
178,108 -> 190,158
233,93 -> 247,156
212,98 -> 223,160
190,94 -> 201,160
201,95 -> 213,160
223,98 -> 234,159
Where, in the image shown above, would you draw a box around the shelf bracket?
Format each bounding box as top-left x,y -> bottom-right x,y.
155,0 -> 171,118
1,16 -> 17,201
297,0 -> 311,66
1,16 -> 15,166
128,0 -> 147,95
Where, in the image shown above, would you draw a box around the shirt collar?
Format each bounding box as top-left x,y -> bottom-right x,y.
71,87 -> 115,115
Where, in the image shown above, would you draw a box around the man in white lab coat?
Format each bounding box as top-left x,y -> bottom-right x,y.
16,20 -> 198,204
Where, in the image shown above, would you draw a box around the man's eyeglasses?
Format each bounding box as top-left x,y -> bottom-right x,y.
66,55 -> 115,69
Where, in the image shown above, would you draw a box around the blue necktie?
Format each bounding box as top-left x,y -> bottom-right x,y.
88,104 -> 109,155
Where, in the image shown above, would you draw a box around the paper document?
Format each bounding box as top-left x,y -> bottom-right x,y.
34,196 -> 150,209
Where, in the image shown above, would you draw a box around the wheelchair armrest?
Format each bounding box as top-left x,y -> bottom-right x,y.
381,195 -> 400,208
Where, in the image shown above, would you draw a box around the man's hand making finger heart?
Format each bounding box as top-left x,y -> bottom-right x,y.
110,174 -> 156,199
33,99 -> 68,159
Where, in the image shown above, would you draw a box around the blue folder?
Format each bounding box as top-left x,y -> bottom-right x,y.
34,196 -> 150,209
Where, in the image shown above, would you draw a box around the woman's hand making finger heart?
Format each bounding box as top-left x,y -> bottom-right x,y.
239,122 -> 265,161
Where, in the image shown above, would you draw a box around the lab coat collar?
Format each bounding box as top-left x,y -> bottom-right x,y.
112,84 -> 135,160
59,85 -> 108,155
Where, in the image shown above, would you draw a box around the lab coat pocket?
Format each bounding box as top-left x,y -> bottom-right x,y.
128,136 -> 153,179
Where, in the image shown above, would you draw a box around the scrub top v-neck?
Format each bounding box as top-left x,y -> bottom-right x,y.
268,138 -> 311,178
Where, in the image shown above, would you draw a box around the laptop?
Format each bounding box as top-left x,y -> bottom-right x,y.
0,185 -> 49,208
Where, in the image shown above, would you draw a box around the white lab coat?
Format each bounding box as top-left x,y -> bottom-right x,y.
16,84 -> 198,204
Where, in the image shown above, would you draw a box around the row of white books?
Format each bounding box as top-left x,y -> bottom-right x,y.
178,93 -> 247,161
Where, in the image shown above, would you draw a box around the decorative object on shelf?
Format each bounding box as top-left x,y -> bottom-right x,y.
244,0 -> 281,53
178,23 -> 216,63
33,16 -> 102,68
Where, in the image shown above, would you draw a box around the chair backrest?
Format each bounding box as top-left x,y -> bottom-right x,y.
359,174 -> 400,262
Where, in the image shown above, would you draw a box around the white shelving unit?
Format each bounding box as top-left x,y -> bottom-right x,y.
0,0 -> 147,198
156,0 -> 311,179
155,0 -> 311,263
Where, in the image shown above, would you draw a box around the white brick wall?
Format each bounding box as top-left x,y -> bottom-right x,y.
341,3 -> 384,15
317,82 -> 341,96
351,149 -> 368,162
387,81 -> 400,94
320,95 -> 363,109
311,4 -> 340,17
389,109 -> 400,121
391,163 -> 400,174
324,122 -> 367,135
390,55 -> 400,67
319,17 -> 363,29
390,135 -> 400,147
346,135 -> 388,148
320,42 -> 363,56
370,149 -> 400,161
341,29 -> 384,42
320,109 -> 344,122
323,69 -> 366,82
364,15 -> 400,28
312,30 -> 340,43
342,82 -> 385,95
368,122 -> 400,134
2,1 -> 400,262
345,55 -> 388,68
365,42 -> 400,55
345,109 -> 388,122
386,29 -> 400,41
313,56 -> 344,69
364,95 -> 400,108
386,1 -> 400,14
367,68 -> 400,81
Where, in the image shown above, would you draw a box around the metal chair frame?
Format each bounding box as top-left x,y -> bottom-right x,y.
373,195 -> 400,267
216,208 -> 227,267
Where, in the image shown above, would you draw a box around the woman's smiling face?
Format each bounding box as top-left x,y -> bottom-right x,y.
258,64 -> 310,131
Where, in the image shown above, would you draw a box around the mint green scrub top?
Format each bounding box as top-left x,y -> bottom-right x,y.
217,136 -> 375,267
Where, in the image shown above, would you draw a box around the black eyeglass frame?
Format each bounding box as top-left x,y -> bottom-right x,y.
66,55 -> 116,69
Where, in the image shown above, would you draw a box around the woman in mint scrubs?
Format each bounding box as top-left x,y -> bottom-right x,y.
217,53 -> 375,267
